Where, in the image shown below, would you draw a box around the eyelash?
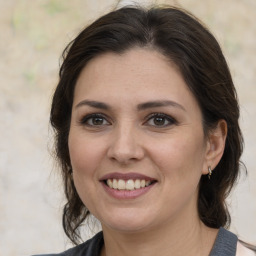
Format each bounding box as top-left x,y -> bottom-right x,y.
144,113 -> 177,127
79,112 -> 177,128
79,113 -> 111,126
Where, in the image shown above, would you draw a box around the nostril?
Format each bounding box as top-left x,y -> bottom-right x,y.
107,145 -> 145,164
106,131 -> 144,163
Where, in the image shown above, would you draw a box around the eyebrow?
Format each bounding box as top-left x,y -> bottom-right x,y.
75,100 -> 110,110
137,100 -> 186,111
75,99 -> 186,111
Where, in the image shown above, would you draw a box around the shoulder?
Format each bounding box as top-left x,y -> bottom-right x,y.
211,228 -> 256,256
210,227 -> 238,256
31,231 -> 104,256
210,227 -> 255,256
236,241 -> 256,256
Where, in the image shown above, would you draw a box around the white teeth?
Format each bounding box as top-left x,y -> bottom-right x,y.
126,179 -> 135,190
106,178 -> 153,190
107,179 -> 113,188
134,179 -> 141,189
118,179 -> 126,190
113,179 -> 118,189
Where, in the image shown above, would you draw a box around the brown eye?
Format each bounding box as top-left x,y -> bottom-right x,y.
91,117 -> 105,125
146,113 -> 177,127
80,114 -> 110,126
153,117 -> 166,126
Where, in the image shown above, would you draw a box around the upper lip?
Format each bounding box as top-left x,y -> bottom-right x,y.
100,172 -> 156,181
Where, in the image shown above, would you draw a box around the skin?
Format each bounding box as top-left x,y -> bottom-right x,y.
68,48 -> 227,256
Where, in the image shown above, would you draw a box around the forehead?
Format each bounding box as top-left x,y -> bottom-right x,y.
74,48 -> 200,113
76,48 -> 182,90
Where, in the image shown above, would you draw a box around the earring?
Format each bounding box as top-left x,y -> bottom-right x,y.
208,166 -> 212,179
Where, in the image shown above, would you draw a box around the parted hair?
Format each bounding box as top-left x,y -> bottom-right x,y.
50,6 -> 244,244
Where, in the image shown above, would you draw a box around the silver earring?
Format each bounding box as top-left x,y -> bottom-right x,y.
208,166 -> 212,179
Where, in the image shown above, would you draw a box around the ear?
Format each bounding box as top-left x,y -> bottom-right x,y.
202,119 -> 227,175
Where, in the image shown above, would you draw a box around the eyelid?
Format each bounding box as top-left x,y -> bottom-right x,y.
79,113 -> 112,126
144,112 -> 177,127
78,112 -> 176,128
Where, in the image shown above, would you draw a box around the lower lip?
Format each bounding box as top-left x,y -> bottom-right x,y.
101,182 -> 156,199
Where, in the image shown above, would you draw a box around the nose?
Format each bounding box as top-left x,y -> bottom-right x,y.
107,124 -> 144,164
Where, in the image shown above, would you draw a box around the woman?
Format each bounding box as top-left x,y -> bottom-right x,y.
35,5 -> 255,256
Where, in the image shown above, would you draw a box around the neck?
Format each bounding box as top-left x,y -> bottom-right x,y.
101,211 -> 218,256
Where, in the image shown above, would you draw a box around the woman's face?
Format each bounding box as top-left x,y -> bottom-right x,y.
68,48 -> 211,233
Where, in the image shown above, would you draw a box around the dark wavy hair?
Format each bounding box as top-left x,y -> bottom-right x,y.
50,6 -> 244,244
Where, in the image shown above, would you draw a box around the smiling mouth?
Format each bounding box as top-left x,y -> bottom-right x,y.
104,179 -> 156,191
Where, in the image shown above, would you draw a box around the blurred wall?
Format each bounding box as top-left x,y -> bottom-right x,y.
0,0 -> 255,255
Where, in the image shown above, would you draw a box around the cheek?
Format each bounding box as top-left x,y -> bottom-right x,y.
68,133 -> 103,176
68,134 -> 105,209
149,132 -> 206,179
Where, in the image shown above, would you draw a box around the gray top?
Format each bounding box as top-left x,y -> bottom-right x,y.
33,227 -> 238,256
210,227 -> 238,256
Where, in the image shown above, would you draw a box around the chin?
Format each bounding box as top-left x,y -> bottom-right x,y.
99,210 -> 157,234
103,221 -> 150,234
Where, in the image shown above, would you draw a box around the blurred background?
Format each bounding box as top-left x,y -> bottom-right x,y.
0,0 -> 255,255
